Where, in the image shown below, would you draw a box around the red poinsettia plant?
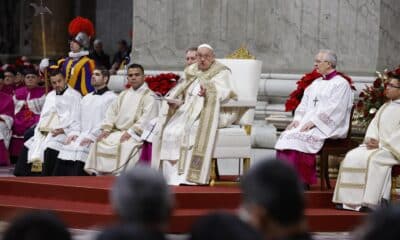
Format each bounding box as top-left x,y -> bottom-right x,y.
126,72 -> 179,96
145,73 -> 179,96
285,69 -> 355,112
355,66 -> 400,127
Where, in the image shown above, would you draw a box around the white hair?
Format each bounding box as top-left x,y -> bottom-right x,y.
198,43 -> 214,51
319,49 -> 337,68
93,39 -> 102,45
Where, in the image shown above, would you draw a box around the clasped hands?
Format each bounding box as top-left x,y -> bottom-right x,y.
286,120 -> 315,132
365,138 -> 379,150
97,130 -> 132,143
51,128 -> 64,137
63,135 -> 93,146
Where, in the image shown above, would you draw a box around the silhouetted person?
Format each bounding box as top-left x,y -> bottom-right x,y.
354,204 -> 400,240
239,159 -> 313,240
110,166 -> 174,232
90,39 -> 110,69
96,224 -> 166,240
190,211 -> 263,240
2,210 -> 71,240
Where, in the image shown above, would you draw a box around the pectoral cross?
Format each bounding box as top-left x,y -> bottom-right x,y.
313,97 -> 318,107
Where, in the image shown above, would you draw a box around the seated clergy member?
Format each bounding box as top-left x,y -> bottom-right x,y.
275,49 -> 354,189
23,67 -> 81,176
10,65 -> 46,163
55,67 -> 117,176
138,46 -> 200,165
333,73 -> 400,211
0,77 -> 14,166
152,43 -> 238,185
84,63 -> 158,175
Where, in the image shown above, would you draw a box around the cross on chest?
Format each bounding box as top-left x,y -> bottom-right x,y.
313,97 -> 318,107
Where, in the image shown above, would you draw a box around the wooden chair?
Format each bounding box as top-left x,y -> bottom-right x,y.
318,105 -> 359,190
391,165 -> 400,201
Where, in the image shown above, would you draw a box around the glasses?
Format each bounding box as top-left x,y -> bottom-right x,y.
198,54 -> 212,60
386,83 -> 400,89
314,60 -> 329,64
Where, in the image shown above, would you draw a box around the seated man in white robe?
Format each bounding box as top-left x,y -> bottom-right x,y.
152,44 -> 238,185
333,73 -> 400,211
56,66 -> 117,175
275,49 -> 354,189
84,63 -> 158,175
23,67 -> 82,176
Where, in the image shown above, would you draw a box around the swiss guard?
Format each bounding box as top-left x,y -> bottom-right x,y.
59,16 -> 95,95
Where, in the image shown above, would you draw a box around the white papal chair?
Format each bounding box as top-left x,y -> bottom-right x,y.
108,70 -> 128,92
210,59 -> 262,185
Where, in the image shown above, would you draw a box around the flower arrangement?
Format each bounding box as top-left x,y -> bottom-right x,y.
125,73 -> 179,96
285,69 -> 355,112
145,73 -> 179,96
355,66 -> 400,127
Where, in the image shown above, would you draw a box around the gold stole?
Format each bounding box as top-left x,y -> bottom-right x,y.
179,61 -> 229,183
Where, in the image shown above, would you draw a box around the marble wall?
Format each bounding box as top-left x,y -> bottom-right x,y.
132,0 -> 400,74
95,0 -> 132,57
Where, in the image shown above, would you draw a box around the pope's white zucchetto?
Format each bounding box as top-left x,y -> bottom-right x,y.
198,43 -> 214,51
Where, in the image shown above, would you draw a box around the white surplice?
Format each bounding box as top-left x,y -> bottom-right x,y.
275,75 -> 354,153
24,87 -> 82,163
152,61 -> 237,185
57,90 -> 117,162
13,92 -> 45,116
333,100 -> 400,210
84,83 -> 157,175
0,95 -> 14,148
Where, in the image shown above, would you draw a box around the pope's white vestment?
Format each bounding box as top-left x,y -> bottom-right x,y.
333,100 -> 400,210
152,61 -> 237,185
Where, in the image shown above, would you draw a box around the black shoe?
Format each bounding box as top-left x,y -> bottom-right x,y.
359,206 -> 373,213
335,204 -> 344,210
303,183 -> 310,191
381,198 -> 390,208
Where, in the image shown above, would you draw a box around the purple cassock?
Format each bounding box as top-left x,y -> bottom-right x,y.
14,82 -> 25,91
0,92 -> 14,166
9,86 -> 45,157
0,84 -> 15,96
139,141 -> 152,165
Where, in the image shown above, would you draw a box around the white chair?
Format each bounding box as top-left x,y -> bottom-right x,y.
107,70 -> 128,93
210,59 -> 262,185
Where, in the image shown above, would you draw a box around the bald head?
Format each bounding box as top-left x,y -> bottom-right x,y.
197,44 -> 215,71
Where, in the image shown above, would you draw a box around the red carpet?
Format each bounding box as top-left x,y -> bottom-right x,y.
0,176 -> 366,233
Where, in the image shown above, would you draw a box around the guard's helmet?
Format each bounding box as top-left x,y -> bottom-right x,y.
68,16 -> 95,50
74,32 -> 90,49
